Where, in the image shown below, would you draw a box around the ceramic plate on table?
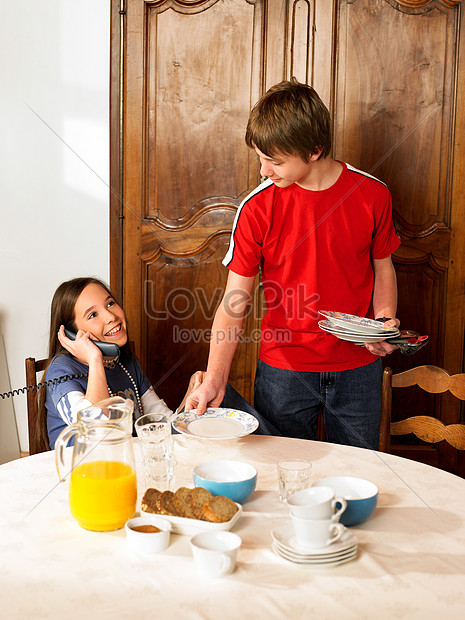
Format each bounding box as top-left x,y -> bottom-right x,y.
319,311 -> 399,335
273,539 -> 357,561
172,408 -> 259,439
141,502 -> 242,536
271,523 -> 357,558
272,544 -> 358,566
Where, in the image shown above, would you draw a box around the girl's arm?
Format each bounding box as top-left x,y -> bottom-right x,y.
365,255 -> 400,357
58,326 -> 109,403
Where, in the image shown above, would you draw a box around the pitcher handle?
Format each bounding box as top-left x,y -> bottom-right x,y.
55,423 -> 82,481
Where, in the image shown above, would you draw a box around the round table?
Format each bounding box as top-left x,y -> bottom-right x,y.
1,435 -> 465,619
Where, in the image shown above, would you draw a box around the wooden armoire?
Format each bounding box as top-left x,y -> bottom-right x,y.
110,0 -> 465,475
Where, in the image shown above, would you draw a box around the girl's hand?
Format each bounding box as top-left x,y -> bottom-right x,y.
58,325 -> 103,366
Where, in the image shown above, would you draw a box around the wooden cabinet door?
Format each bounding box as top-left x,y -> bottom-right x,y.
330,0 -> 465,474
111,0 -> 465,474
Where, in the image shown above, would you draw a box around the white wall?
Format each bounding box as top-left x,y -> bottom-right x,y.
0,1 -> 111,452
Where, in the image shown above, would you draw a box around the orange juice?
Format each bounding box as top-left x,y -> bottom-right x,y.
70,460 -> 137,531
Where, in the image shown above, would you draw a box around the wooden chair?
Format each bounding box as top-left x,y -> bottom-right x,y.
379,365 -> 465,454
25,357 -> 49,455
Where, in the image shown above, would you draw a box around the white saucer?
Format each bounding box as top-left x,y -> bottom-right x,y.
273,544 -> 358,566
271,523 -> 357,557
273,539 -> 357,561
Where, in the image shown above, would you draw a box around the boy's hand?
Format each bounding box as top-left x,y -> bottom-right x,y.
184,376 -> 225,415
364,317 -> 400,357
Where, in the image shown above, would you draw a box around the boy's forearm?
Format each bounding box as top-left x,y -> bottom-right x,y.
205,303 -> 244,390
372,257 -> 398,320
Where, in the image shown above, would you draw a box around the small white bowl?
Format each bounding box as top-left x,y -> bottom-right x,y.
125,516 -> 171,553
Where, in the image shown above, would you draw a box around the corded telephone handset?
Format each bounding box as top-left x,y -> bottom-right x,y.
0,331 -> 120,401
64,329 -> 120,358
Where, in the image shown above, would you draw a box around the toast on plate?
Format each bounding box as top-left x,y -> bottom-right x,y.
201,495 -> 238,523
141,486 -> 238,523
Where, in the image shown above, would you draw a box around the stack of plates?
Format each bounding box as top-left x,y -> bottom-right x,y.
318,310 -> 400,344
271,524 -> 358,566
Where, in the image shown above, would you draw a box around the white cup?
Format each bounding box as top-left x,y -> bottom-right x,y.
287,486 -> 347,521
291,515 -> 345,549
190,531 -> 241,578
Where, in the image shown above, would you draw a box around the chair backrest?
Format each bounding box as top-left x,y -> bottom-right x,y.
379,365 -> 465,453
25,357 -> 49,455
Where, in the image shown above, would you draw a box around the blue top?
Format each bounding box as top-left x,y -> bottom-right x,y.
45,348 -> 151,448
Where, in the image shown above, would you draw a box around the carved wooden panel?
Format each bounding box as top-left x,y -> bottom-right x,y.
335,0 -> 457,235
125,0 -> 270,405
144,0 -> 260,221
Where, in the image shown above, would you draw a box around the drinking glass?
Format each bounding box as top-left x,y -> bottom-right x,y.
135,413 -> 175,491
277,459 -> 312,502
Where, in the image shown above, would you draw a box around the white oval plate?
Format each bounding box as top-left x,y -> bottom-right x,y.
141,502 -> 242,535
172,408 -> 259,439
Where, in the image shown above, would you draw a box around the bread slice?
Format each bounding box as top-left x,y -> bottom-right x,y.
189,487 -> 213,519
174,487 -> 197,519
157,490 -> 185,516
201,496 -> 238,523
141,488 -> 162,513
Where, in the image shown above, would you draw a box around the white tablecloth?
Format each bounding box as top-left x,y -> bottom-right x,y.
1,435 -> 465,619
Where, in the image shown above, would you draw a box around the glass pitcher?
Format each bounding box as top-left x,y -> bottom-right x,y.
55,396 -> 137,532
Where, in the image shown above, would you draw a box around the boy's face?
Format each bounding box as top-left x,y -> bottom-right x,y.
254,147 -> 320,189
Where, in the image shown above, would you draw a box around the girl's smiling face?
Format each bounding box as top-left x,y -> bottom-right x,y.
73,283 -> 128,347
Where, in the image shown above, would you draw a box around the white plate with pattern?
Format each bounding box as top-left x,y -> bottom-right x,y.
318,320 -> 399,339
172,408 -> 259,439
319,311 -> 399,335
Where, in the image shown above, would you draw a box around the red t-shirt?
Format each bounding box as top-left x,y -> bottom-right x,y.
223,162 -> 401,372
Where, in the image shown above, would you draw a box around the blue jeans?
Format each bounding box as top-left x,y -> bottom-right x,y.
253,358 -> 382,450
222,383 -> 282,436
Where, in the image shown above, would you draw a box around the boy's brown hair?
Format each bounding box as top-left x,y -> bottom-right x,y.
245,77 -> 331,161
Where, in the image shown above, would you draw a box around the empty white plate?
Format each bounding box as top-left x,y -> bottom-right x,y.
172,408 -> 259,439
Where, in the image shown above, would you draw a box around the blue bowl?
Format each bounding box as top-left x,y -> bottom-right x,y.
193,460 -> 257,504
312,476 -> 379,526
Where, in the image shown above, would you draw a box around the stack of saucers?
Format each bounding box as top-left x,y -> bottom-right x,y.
318,310 -> 400,344
271,523 -> 358,566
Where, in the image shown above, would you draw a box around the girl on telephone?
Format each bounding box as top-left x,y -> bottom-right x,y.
38,277 -> 203,449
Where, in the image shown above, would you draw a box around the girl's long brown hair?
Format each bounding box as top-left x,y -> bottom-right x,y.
36,277 -> 116,451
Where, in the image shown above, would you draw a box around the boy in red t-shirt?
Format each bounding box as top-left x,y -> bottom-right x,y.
186,78 -> 401,449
